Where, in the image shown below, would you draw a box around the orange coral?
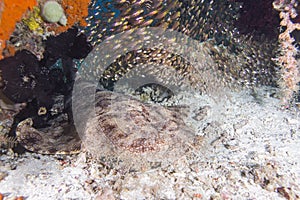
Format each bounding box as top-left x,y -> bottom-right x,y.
0,0 -> 37,59
51,0 -> 90,33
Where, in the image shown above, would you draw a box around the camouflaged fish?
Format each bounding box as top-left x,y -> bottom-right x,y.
16,118 -> 81,154
16,88 -> 195,156
83,90 -> 195,156
14,0 -> 279,155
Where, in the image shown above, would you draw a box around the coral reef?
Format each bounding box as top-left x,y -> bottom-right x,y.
0,0 -> 90,59
51,0 -> 90,33
273,0 -> 300,106
43,27 -> 92,62
0,0 -> 37,59
41,1 -> 66,24
0,28 -> 91,148
22,6 -> 44,34
0,50 -> 41,103
5,20 -> 46,60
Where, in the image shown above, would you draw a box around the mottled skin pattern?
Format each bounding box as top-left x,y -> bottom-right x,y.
88,90 -> 193,153
82,90 -> 196,169
16,118 -> 81,154
15,89 -> 194,155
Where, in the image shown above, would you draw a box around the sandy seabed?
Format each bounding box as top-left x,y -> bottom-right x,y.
0,86 -> 299,200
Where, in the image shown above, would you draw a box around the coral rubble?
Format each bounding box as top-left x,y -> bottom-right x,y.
0,0 -> 37,59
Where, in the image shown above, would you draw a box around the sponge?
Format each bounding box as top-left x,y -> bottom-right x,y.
41,1 -> 67,25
